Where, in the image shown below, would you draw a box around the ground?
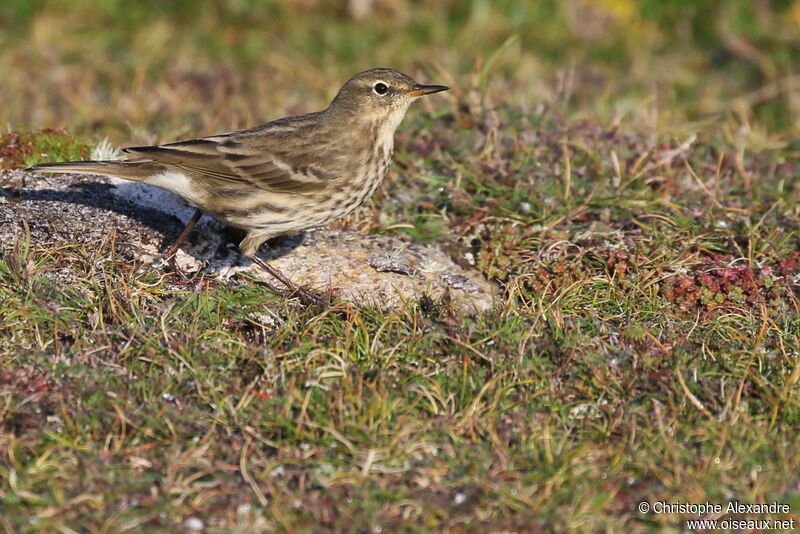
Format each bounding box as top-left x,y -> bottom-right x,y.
1,171 -> 495,311
1,1 -> 799,533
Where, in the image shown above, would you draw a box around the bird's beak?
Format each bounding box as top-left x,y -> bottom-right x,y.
406,84 -> 449,97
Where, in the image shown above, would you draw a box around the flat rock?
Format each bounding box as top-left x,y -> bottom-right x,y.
0,170 -> 496,311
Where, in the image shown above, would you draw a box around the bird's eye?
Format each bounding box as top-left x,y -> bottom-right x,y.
373,82 -> 389,95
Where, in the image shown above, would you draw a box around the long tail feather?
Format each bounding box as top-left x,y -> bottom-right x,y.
25,159 -> 165,182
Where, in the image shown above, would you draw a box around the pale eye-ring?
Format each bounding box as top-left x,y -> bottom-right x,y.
373,82 -> 389,95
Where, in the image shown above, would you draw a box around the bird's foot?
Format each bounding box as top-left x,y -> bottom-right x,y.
164,253 -> 194,281
247,254 -> 331,307
292,285 -> 332,307
252,278 -> 331,307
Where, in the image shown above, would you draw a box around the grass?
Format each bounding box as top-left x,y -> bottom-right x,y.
1,1 -> 800,532
0,130 -> 89,170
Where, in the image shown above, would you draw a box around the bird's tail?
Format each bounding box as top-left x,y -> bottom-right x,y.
26,159 -> 164,182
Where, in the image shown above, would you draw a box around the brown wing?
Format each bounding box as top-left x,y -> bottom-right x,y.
122,134 -> 334,194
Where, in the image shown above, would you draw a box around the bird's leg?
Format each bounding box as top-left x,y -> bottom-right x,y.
166,209 -> 203,257
247,254 -> 330,307
165,209 -> 203,273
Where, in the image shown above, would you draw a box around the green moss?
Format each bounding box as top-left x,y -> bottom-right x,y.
1,130 -> 89,169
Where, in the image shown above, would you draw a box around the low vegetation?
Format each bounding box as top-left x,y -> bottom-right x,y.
1,1 -> 798,532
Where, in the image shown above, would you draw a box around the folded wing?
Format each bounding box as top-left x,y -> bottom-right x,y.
123,134 -> 334,194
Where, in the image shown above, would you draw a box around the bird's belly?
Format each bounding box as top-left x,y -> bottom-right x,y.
215,153 -> 392,234
144,170 -> 208,207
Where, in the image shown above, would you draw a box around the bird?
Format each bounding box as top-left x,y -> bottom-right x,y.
25,68 -> 449,304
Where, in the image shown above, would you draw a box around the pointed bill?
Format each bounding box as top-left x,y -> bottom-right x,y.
406,84 -> 449,97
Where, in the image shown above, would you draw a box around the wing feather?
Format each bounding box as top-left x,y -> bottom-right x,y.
123,133 -> 333,194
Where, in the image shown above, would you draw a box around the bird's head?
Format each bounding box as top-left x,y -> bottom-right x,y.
328,68 -> 448,125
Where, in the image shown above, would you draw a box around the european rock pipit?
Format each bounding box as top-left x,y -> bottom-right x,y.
26,68 -> 448,304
